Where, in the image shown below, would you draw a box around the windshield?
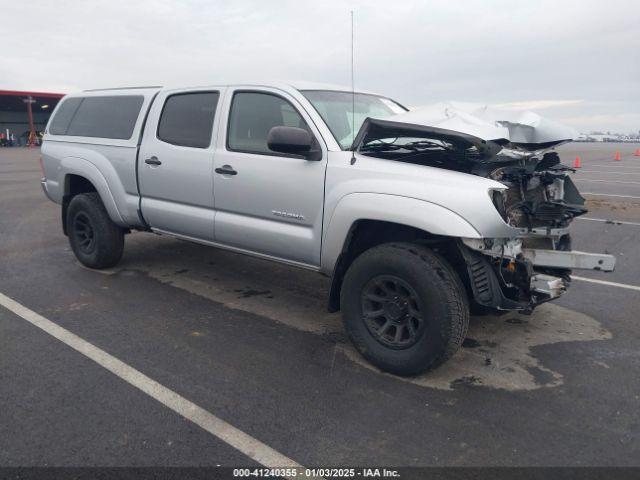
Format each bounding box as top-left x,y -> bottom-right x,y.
301,90 -> 407,150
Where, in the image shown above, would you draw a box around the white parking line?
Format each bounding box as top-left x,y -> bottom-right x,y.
576,170 -> 640,175
0,292 -> 306,475
581,192 -> 640,199
572,276 -> 640,292
574,179 -> 640,185
589,164 -> 640,170
577,217 -> 640,226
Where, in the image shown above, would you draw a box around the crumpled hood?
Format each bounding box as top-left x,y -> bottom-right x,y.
353,101 -> 578,152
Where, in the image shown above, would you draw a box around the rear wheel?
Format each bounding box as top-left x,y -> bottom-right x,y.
67,192 -> 124,269
340,242 -> 469,376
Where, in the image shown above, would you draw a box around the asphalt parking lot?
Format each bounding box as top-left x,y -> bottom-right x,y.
1,144 -> 639,469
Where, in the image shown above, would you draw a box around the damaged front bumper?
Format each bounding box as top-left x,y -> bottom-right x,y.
521,248 -> 615,272
459,237 -> 616,312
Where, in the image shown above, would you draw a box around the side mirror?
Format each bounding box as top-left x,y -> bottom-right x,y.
267,126 -> 317,159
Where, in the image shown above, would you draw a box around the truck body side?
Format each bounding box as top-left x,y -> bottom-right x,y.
40,82 -> 616,375
41,88 -> 159,231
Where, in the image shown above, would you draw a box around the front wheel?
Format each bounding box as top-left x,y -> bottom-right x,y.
67,192 -> 124,269
340,242 -> 469,376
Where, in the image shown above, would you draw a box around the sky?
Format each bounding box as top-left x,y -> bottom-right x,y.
1,0 -> 638,133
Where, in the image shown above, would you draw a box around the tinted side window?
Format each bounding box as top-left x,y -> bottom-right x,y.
157,92 -> 219,148
65,96 -> 144,139
228,92 -> 309,154
48,97 -> 83,135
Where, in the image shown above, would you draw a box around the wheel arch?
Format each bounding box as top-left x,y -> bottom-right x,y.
60,159 -> 124,235
323,193 -> 481,312
62,174 -> 97,235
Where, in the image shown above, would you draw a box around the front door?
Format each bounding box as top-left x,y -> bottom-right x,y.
138,89 -> 222,240
213,88 -> 327,267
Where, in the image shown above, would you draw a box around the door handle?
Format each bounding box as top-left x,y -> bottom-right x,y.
215,165 -> 238,176
145,156 -> 162,166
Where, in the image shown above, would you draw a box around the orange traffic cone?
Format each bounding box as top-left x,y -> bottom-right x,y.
615,150 -> 621,161
634,148 -> 640,157
573,156 -> 581,168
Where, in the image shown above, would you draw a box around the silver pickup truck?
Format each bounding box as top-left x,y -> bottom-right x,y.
40,82 -> 615,376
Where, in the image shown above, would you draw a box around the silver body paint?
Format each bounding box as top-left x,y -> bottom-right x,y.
40,82 -> 614,287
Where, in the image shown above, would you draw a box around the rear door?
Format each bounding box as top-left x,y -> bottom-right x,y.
212,87 -> 327,267
138,88 -> 224,240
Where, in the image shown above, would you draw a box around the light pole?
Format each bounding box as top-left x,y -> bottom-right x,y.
23,96 -> 37,147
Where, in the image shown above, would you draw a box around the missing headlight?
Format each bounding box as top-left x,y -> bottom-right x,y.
491,189 -> 507,220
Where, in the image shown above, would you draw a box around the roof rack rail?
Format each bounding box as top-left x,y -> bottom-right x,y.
83,86 -> 163,92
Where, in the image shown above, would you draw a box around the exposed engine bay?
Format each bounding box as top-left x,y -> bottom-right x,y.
486,153 -> 586,230
352,104 -> 615,312
353,113 -> 588,236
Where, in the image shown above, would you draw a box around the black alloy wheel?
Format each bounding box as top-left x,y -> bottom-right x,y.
361,275 -> 425,349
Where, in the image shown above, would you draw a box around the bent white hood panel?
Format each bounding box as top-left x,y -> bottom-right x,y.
374,101 -> 577,148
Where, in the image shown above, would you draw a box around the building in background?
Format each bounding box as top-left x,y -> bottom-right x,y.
0,90 -> 65,146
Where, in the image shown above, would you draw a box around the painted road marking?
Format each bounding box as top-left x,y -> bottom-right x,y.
0,292 -> 306,475
577,217 -> 640,226
589,165 -> 640,170
581,192 -> 640,199
572,276 -> 640,292
576,170 -> 640,175
574,179 -> 640,185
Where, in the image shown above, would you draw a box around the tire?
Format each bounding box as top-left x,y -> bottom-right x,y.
66,192 -> 124,269
340,242 -> 469,376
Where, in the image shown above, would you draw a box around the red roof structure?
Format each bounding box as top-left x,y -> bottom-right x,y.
0,89 -> 66,146
0,89 -> 65,98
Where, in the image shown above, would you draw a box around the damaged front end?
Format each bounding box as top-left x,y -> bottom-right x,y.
461,151 -> 616,312
459,236 -> 615,313
353,104 -> 616,313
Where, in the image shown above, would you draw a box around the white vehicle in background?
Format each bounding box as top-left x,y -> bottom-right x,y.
40,82 -> 615,375
574,134 -> 593,142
